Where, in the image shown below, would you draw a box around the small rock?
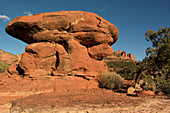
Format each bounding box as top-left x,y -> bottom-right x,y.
127,87 -> 136,95
137,90 -> 155,97
157,91 -> 164,96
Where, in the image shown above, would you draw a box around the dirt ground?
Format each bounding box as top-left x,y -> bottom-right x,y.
0,89 -> 170,113
0,74 -> 170,113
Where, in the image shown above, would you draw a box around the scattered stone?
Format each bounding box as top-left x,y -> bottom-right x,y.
142,90 -> 155,96
157,91 -> 164,96
135,83 -> 143,92
123,80 -> 135,88
137,90 -> 155,97
127,87 -> 136,96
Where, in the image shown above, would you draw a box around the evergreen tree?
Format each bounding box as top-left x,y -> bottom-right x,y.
145,27 -> 170,77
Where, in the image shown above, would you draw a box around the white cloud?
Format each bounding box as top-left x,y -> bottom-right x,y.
99,7 -> 106,12
0,15 -> 10,21
22,11 -> 33,16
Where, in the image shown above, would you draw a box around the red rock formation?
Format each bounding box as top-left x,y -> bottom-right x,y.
88,44 -> 113,60
127,54 -> 137,62
18,42 -> 57,77
107,50 -> 137,62
5,11 -> 119,78
6,11 -> 118,45
114,50 -> 123,56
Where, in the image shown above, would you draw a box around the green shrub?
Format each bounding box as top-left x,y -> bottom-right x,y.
0,61 -> 9,73
136,73 -> 170,94
105,60 -> 139,80
99,71 -> 124,90
139,73 -> 156,92
155,75 -> 170,94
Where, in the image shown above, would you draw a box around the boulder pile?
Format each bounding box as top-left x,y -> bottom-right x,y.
6,11 -> 119,79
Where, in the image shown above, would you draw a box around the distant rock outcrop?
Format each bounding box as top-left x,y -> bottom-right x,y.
127,54 -> 137,62
106,50 -> 137,62
0,49 -> 17,64
5,11 -> 119,78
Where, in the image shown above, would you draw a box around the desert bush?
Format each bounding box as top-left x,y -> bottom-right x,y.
99,71 -> 124,90
0,61 -> 9,73
136,73 -> 170,94
155,75 -> 170,94
139,73 -> 156,92
106,60 -> 139,80
134,27 -> 170,94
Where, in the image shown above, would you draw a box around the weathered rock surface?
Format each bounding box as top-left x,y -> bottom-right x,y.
10,41 -> 108,78
18,42 -> 57,77
88,44 -> 113,60
5,11 -> 118,78
6,11 -> 119,46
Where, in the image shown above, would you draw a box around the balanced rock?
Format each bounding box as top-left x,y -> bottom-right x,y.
6,11 -> 119,78
6,11 -> 118,46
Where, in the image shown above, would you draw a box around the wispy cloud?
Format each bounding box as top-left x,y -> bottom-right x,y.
0,15 -> 10,21
22,11 -> 33,16
99,7 -> 106,12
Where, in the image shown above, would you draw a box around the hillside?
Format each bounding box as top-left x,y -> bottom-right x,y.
104,50 -> 138,80
0,49 -> 17,64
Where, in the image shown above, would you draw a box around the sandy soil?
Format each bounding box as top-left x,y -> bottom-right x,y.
0,74 -> 169,113
0,89 -> 169,113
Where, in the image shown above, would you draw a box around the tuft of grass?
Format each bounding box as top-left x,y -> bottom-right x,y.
99,71 -> 124,90
0,61 -> 9,73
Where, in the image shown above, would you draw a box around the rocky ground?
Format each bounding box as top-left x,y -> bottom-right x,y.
0,89 -> 169,113
0,74 -> 169,113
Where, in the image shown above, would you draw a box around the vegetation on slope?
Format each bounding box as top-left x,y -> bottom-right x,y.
0,49 -> 17,73
105,27 -> 169,94
0,61 -> 9,73
137,27 -> 170,94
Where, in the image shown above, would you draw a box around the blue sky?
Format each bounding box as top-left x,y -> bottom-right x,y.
0,0 -> 170,61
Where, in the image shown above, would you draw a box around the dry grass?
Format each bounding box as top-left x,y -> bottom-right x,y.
99,71 -> 124,90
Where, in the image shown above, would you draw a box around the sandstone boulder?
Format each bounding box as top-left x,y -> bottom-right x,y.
137,90 -> 155,97
5,11 -> 119,78
5,11 -> 119,46
18,42 -> 57,77
12,41 -> 108,78
88,44 -> 113,60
